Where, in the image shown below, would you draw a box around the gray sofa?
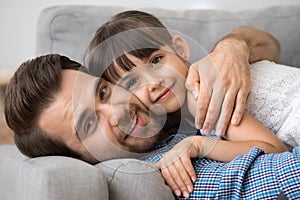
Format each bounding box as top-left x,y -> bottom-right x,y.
1,5 -> 300,200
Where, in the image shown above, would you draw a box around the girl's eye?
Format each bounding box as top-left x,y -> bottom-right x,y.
126,78 -> 138,90
99,86 -> 107,101
151,56 -> 162,67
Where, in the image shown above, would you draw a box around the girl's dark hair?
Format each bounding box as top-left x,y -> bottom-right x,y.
85,10 -> 174,82
4,54 -> 94,163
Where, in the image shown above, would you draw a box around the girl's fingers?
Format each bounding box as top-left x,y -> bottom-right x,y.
161,167 -> 181,197
174,158 -> 194,193
181,155 -> 196,183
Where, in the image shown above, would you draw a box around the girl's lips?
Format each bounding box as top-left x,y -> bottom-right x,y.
156,88 -> 171,102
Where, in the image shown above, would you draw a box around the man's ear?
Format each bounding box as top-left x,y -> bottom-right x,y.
172,35 -> 191,61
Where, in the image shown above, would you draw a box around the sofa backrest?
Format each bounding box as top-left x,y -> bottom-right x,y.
36,5 -> 300,67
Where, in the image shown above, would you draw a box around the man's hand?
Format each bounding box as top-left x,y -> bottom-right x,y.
153,137 -> 200,198
186,26 -> 280,137
186,39 -> 251,136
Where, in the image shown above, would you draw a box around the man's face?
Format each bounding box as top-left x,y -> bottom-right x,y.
38,70 -> 166,161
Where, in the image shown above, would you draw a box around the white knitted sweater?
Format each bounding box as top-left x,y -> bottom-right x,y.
246,60 -> 300,147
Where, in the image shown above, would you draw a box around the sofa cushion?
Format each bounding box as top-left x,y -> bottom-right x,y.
36,5 -> 300,67
96,159 -> 174,200
0,145 -> 109,200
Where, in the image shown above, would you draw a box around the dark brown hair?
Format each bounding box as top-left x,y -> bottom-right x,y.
4,54 -> 93,162
85,10 -> 174,81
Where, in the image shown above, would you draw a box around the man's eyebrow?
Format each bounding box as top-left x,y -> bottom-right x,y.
75,78 -> 100,138
118,73 -> 131,84
75,108 -> 89,139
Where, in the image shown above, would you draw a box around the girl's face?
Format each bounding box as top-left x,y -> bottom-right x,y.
115,46 -> 188,115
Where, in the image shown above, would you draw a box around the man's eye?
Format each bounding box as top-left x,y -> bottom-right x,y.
126,78 -> 138,90
151,56 -> 162,67
85,118 -> 95,135
99,86 -> 107,101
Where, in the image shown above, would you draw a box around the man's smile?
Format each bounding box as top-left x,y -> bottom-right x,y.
125,113 -> 144,139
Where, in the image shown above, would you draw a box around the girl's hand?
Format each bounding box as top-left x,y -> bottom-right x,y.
153,136 -> 209,198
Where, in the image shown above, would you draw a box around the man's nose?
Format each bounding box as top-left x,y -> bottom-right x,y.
94,102 -> 130,127
95,86 -> 132,126
111,104 -> 132,127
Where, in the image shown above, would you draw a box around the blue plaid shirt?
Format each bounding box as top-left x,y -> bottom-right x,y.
143,134 -> 300,199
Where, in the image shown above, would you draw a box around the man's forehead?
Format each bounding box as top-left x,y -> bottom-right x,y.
62,69 -> 96,81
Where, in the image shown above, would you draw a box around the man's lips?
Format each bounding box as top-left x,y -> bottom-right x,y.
125,113 -> 144,139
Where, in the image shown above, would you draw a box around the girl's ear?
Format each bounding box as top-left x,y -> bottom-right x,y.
172,35 -> 191,61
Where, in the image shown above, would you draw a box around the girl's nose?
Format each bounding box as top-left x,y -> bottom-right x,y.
148,78 -> 164,92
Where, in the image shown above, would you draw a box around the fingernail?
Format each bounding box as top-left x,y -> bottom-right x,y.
203,128 -> 210,135
200,129 -> 205,135
183,191 -> 190,198
231,117 -> 239,125
187,185 -> 193,193
192,89 -> 198,99
192,176 -> 196,183
175,190 -> 181,197
217,129 -> 223,137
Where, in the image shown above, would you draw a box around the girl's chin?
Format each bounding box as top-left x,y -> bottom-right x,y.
164,104 -> 181,114
148,102 -> 181,116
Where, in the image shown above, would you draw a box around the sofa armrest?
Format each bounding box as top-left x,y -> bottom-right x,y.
0,145 -> 109,200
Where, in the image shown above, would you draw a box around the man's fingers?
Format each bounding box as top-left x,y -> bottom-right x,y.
202,86 -> 224,134
216,85 -> 249,136
215,93 -> 235,137
185,64 -> 200,92
195,81 -> 211,129
231,89 -> 249,125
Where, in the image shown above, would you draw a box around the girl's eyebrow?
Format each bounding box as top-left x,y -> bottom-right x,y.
94,78 -> 102,97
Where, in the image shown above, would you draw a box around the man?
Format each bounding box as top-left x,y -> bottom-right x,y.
4,54 -> 170,163
5,54 -> 300,199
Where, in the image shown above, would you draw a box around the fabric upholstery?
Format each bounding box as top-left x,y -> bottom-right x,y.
0,145 -> 109,200
0,145 -> 175,200
96,159 -> 174,200
36,5 -> 300,67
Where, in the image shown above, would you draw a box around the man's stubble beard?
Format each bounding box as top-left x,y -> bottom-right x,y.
124,131 -> 167,153
116,103 -> 169,154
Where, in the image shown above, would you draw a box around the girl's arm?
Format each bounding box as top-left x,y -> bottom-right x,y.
207,112 -> 288,162
187,89 -> 287,160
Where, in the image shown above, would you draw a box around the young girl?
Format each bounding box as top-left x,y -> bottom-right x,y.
84,10 -> 296,197
85,10 -> 280,138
